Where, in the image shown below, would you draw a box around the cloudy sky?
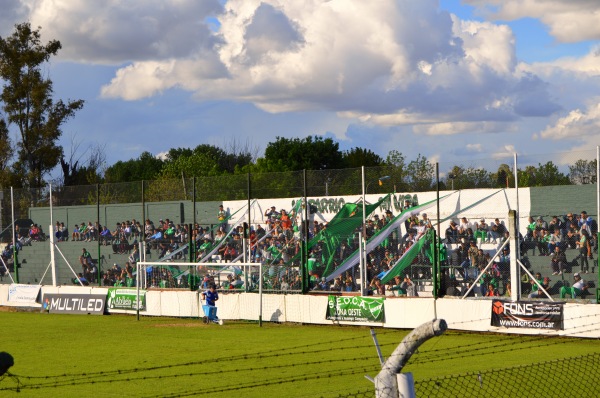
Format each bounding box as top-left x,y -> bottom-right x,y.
1,0 -> 599,173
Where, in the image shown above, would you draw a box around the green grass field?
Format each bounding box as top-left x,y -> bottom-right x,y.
1,311 -> 599,397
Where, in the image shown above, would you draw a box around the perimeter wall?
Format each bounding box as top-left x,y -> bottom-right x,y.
1,285 -> 598,339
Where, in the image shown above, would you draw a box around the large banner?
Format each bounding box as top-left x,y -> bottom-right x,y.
8,284 -> 41,304
326,296 -> 385,322
107,288 -> 146,310
42,293 -> 106,315
491,300 -> 563,330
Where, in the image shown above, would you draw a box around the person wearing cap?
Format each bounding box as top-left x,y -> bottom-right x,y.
264,205 -> 280,227
560,273 -> 587,299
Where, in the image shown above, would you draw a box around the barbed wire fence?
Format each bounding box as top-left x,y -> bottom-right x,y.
414,352 -> 600,398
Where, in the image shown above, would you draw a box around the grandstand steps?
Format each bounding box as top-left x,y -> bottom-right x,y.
11,240 -> 134,285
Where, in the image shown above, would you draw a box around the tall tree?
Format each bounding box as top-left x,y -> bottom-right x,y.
263,136 -> 344,171
446,165 -> 492,189
406,154 -> 434,192
342,147 -> 383,167
0,23 -> 84,188
104,152 -> 164,183
385,150 -> 408,192
518,162 -> 570,187
0,117 -> 14,187
569,159 -> 597,185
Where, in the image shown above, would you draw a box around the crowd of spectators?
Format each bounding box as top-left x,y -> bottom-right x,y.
6,201 -> 598,299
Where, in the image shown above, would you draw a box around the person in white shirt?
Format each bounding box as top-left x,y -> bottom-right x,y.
559,273 -> 586,298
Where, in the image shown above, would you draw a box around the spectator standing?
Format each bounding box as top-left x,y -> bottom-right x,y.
575,229 -> 592,273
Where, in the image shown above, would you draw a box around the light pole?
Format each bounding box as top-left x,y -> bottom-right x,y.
366,175 -> 391,194
448,174 -> 456,190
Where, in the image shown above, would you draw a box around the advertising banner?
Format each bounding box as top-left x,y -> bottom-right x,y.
42,293 -> 106,315
8,284 -> 41,304
491,300 -> 563,330
107,288 -> 146,310
326,295 -> 385,322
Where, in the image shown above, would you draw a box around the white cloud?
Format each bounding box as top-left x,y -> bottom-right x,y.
539,102 -> 600,140
0,0 -> 560,130
28,0 -> 224,63
464,0 -> 600,43
412,121 -> 516,136
491,144 -> 516,159
466,143 -> 483,153
537,45 -> 600,76
91,0 -> 562,128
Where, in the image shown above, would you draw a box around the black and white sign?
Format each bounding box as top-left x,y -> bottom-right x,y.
42,293 -> 106,315
491,300 -> 563,330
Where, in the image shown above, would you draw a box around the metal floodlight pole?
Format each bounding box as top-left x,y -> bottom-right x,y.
302,169 -> 309,293
11,187 -> 18,283
247,172 -> 251,264
259,261 -> 263,327
434,163 -> 440,303
97,183 -> 101,285
597,146 -> 599,303
362,167 -> 367,296
509,210 -> 519,301
193,176 -> 196,227
514,153 -> 521,261
137,242 -> 141,321
49,184 -> 56,287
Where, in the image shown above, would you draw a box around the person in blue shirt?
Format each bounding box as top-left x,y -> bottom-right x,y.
203,284 -> 219,305
201,284 -> 221,324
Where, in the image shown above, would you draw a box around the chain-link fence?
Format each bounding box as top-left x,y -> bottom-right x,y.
0,150 -> 597,302
415,352 -> 600,398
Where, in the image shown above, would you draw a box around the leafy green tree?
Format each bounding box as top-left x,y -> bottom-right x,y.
167,143 -> 252,175
446,166 -> 492,189
104,152 -> 164,183
406,154 -> 434,192
160,151 -> 220,178
0,23 -> 84,188
385,150 -> 408,192
569,159 -> 597,185
0,117 -> 15,187
518,162 -> 570,187
492,164 -> 513,188
263,136 -> 344,171
342,147 -> 383,167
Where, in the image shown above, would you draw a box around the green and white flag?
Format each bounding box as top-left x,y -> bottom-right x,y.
325,295 -> 385,322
